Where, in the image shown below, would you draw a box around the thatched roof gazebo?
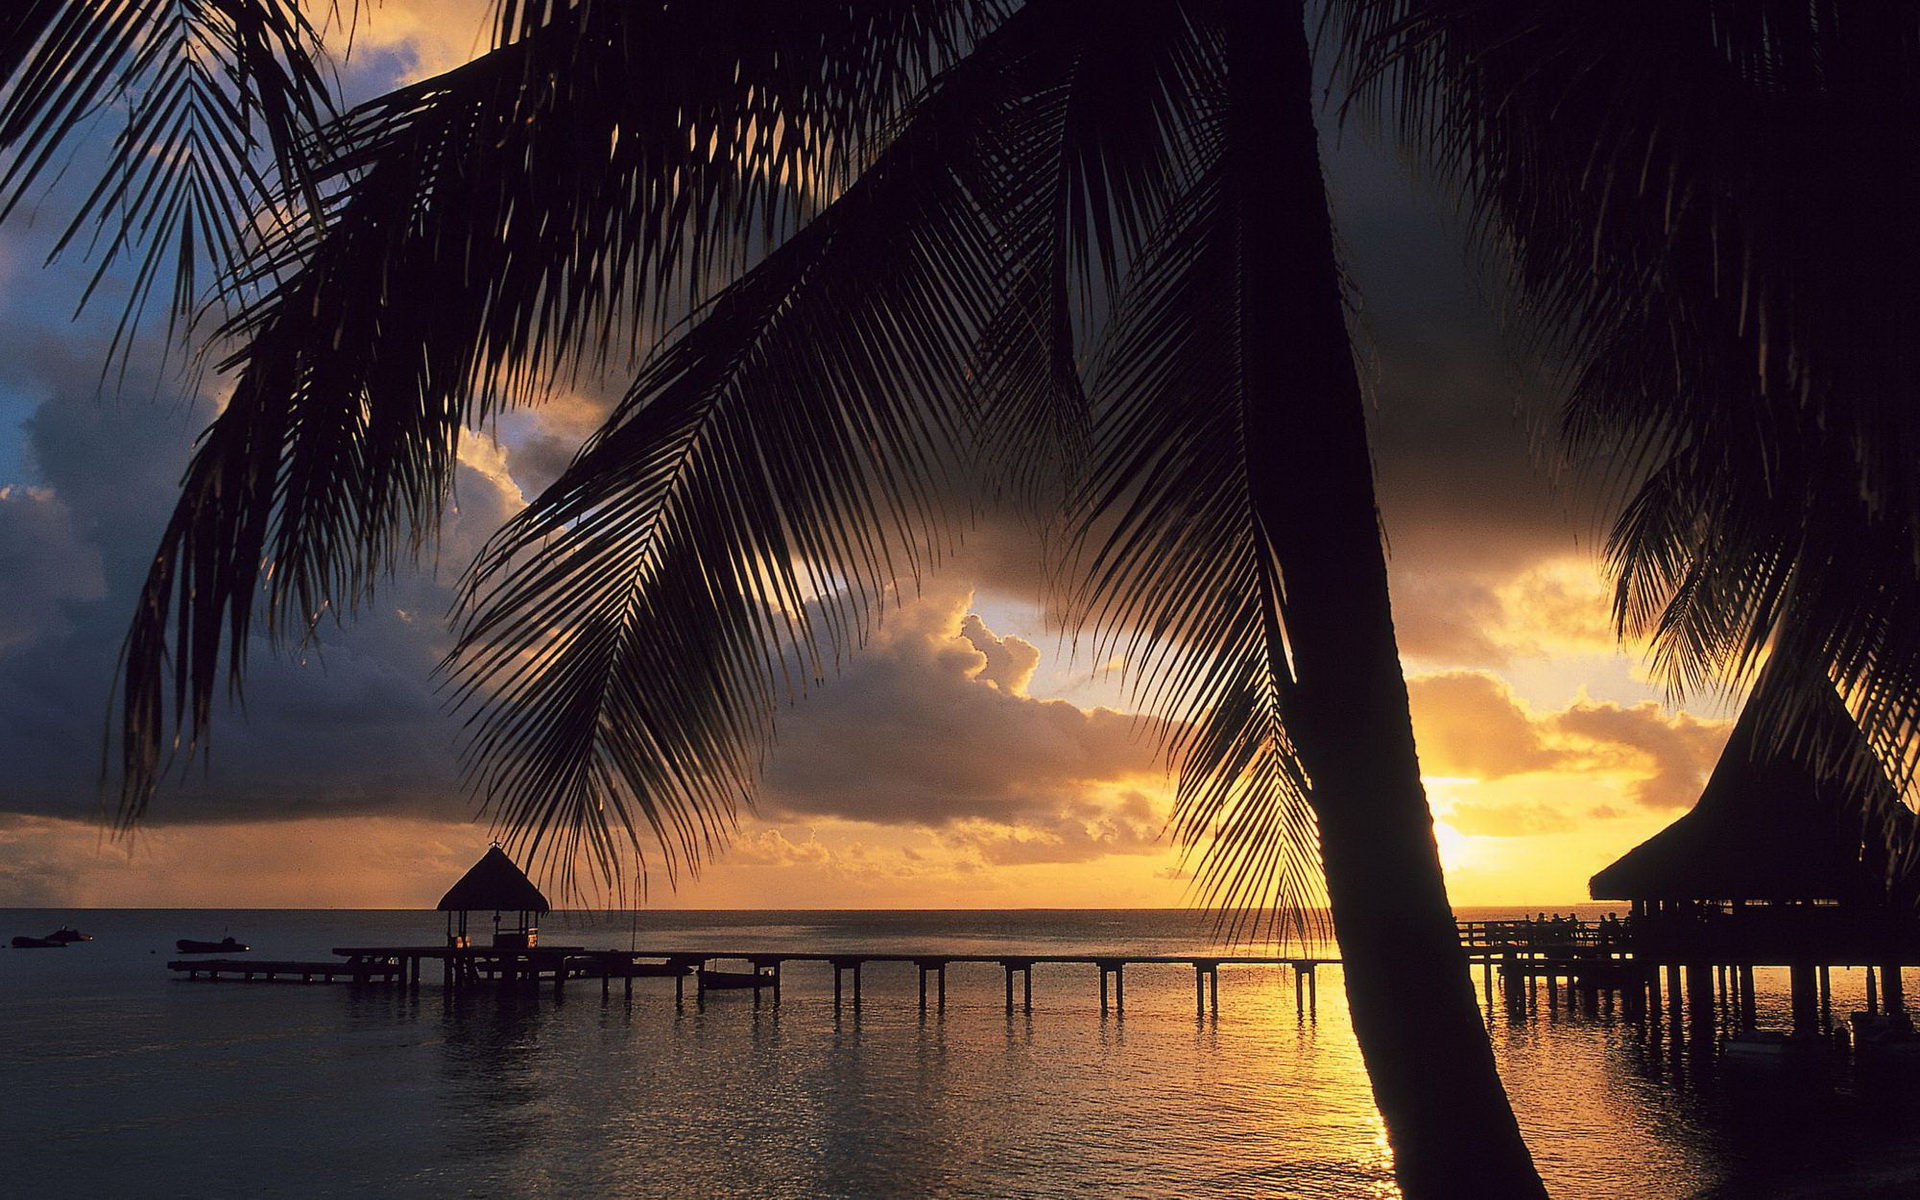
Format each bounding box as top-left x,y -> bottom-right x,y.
438,846 -> 550,948
1589,673 -> 1920,1031
1590,677 -> 1920,909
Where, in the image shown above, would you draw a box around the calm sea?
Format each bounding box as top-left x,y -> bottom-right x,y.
5,906 -> 1920,1198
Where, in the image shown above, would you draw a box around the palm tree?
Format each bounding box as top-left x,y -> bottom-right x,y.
26,1 -> 1915,1194
7,3 -> 1545,1191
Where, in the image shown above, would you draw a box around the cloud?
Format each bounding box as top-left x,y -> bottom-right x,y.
1553,699 -> 1728,809
328,0 -> 494,85
0,328 -> 1173,886
1443,800 -> 1579,839
722,827 -> 837,870
939,790 -> 1164,866
957,612 -> 1041,695
1394,555 -> 1627,670
738,585 -> 1177,870
489,385 -> 624,500
1326,134 -> 1576,576
0,332 -> 523,829
0,485 -> 104,652
1408,670 -> 1731,838
1390,573 -> 1513,667
1409,671 -> 1562,779
0,812 -> 492,907
0,51 -> 1728,908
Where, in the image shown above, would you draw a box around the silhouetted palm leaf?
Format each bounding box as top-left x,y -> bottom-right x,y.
1072,109 -> 1326,941
1342,1 -> 1920,789
0,0 -> 336,354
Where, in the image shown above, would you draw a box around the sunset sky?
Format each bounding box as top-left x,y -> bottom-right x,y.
0,3 -> 1737,910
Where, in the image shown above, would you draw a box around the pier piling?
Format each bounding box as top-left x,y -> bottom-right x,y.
1097,961 -> 1124,1014
1000,959 -> 1034,1015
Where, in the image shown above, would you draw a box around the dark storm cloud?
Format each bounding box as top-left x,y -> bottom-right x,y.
0,328 -> 1169,858
0,331 -> 517,827
1320,133 -> 1610,671
0,484 -> 103,653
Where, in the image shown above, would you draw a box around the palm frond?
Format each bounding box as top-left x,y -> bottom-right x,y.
0,0 -> 337,354
1339,1 -> 1920,788
967,0 -> 1213,506
448,0 -> 1229,891
1069,8 -> 1327,946
447,0 -> 1065,888
115,0 -> 1011,824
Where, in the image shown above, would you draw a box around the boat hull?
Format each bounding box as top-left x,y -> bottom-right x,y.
698,967 -> 773,990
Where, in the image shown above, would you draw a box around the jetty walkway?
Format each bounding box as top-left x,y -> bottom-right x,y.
166,917 -> 1623,1017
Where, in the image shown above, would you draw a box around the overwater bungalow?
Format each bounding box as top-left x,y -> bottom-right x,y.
1591,672 -> 1920,1034
438,846 -> 551,949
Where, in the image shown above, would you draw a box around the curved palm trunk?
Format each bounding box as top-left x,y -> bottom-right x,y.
1229,5 -> 1544,1195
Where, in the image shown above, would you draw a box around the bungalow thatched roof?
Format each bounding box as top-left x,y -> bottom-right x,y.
1590,674 -> 1920,904
437,846 -> 550,914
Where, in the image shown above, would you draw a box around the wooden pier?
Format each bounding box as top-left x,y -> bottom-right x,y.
161,919 -> 1650,1018
165,939 -> 1356,1014
163,914 -> 1920,1046
308,944 -> 1351,1015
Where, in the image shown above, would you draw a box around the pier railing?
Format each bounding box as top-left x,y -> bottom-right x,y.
1456,918 -> 1617,952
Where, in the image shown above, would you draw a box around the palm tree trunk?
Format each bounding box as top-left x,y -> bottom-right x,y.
1228,4 -> 1545,1195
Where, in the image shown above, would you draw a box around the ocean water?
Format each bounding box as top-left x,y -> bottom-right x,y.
5,906 -> 1920,1198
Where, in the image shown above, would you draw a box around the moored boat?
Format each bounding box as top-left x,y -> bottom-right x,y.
176,937 -> 250,954
698,966 -> 773,990
1849,1012 -> 1920,1057
1722,1029 -> 1825,1060
46,927 -> 92,943
11,935 -> 64,949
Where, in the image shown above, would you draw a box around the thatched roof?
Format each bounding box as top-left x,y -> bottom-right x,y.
1590,674 -> 1920,904
437,846 -> 550,913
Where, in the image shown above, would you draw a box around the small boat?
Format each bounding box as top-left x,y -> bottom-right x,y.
176,937 -> 251,954
1850,1012 -> 1920,1056
698,966 -> 773,991
45,927 -> 92,944
1722,1029 -> 1824,1060
11,935 -> 64,949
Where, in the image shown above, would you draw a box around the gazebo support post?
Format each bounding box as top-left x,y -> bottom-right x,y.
1687,963 -> 1715,1036
1790,962 -> 1819,1037
1883,964 -> 1906,1016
